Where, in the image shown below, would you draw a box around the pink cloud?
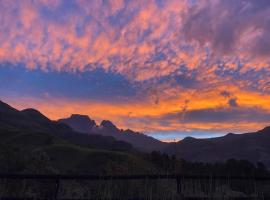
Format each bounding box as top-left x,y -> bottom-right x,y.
0,0 -> 269,90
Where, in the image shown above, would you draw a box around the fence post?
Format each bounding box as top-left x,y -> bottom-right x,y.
176,175 -> 181,194
54,178 -> 60,200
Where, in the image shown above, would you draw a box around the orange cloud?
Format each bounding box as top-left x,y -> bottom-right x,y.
0,0 -> 269,84
1,0 -> 270,137
5,82 -> 270,136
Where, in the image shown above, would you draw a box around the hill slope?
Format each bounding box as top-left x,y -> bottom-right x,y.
0,100 -> 156,174
0,101 -> 134,152
165,127 -> 270,167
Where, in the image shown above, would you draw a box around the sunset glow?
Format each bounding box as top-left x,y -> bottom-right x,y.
1,0 -> 270,141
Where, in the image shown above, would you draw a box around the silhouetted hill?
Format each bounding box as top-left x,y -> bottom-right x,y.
2,99 -> 270,172
58,116 -> 166,152
0,100 -> 161,174
165,127 -> 270,167
0,100 -> 134,152
0,127 -> 155,174
0,101 -> 40,130
21,108 -> 51,123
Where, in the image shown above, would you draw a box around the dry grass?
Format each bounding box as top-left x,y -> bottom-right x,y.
0,177 -> 269,199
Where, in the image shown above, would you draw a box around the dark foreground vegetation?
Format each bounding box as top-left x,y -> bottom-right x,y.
1,100 -> 270,199
1,141 -> 270,199
1,139 -> 269,176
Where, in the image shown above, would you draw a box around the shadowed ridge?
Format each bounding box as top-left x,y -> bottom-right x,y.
58,114 -> 96,133
0,100 -> 19,112
100,120 -> 118,130
165,125 -> 270,167
0,100 -> 41,130
225,132 -> 235,137
21,108 -> 51,123
58,115 -> 166,152
219,132 -> 238,140
97,120 -> 166,152
180,136 -> 197,143
0,100 -> 135,152
259,126 -> 270,134
70,114 -> 96,124
0,100 -> 22,117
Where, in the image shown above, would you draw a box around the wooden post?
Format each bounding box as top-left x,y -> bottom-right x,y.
176,176 -> 181,194
54,178 -> 60,200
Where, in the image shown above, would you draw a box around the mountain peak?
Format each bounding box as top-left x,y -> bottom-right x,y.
181,136 -> 196,143
21,108 -> 47,117
225,132 -> 235,137
100,120 -> 118,130
58,114 -> 96,133
21,108 -> 51,123
70,114 -> 92,120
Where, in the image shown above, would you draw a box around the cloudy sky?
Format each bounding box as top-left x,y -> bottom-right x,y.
1,0 -> 270,141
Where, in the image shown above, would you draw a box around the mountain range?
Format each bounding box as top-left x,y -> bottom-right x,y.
0,101 -> 134,152
58,110 -> 270,167
0,100 -> 162,174
58,114 -> 166,152
164,127 -> 270,167
1,100 -> 270,168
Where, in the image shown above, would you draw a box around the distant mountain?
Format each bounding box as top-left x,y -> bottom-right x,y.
58,115 -> 166,152
165,127 -> 270,167
0,100 -> 134,152
96,124 -> 166,152
100,120 -> 118,130
58,114 -> 96,133
2,99 -> 270,168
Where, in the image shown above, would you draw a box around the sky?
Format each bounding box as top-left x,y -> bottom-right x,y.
1,0 -> 270,141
